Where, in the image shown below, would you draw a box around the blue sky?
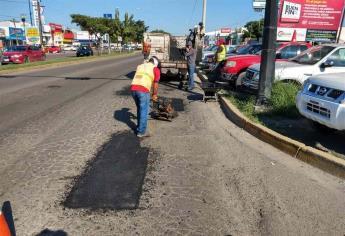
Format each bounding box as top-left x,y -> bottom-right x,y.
0,0 -> 263,34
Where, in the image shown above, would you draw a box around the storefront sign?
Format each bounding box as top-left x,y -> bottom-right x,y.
26,27 -> 39,44
0,28 -> 6,38
9,27 -> 25,40
277,0 -> 344,42
221,28 -> 231,34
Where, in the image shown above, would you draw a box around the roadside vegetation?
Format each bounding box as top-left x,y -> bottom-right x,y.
225,81 -> 302,122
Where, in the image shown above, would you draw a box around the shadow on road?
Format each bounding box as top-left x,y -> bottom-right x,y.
63,131 -> 149,211
35,229 -> 68,236
113,108 -> 137,132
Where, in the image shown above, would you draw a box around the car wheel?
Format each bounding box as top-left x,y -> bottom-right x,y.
235,72 -> 246,90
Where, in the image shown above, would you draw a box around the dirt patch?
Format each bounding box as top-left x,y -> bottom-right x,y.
64,131 -> 149,210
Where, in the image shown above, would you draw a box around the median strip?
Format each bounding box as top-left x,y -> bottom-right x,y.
197,69 -> 345,179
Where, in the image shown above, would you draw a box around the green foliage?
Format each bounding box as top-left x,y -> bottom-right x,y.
242,18 -> 264,41
226,81 -> 301,121
150,29 -> 170,35
269,81 -> 301,118
71,10 -> 148,44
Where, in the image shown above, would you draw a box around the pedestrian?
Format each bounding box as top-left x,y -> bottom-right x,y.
216,41 -> 226,63
131,57 -> 160,138
185,41 -> 196,91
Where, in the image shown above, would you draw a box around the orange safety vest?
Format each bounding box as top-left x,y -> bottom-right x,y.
131,63 -> 155,91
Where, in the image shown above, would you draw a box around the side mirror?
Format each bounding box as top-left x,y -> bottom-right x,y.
320,60 -> 334,68
276,52 -> 281,59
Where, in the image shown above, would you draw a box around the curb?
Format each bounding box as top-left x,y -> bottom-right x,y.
0,52 -> 139,75
197,69 -> 345,179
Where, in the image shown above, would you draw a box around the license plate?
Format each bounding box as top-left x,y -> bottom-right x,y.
3,59 -> 9,62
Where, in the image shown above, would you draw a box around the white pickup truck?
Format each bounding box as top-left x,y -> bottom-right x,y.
296,73 -> 345,131
242,44 -> 345,91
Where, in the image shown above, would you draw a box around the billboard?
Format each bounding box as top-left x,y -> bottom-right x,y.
26,27 -> 39,44
277,0 -> 344,42
9,27 -> 25,40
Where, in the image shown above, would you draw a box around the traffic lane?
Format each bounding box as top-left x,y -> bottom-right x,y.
0,54 -> 142,133
0,54 -> 142,95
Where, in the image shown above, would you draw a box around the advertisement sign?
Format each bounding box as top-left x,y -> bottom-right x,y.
221,28 -> 231,34
0,27 -> 6,38
9,27 -> 25,40
277,0 -> 344,42
26,27 -> 39,44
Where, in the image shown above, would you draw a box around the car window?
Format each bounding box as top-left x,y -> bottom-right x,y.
290,46 -> 335,65
327,48 -> 345,67
299,45 -> 308,53
280,45 -> 299,59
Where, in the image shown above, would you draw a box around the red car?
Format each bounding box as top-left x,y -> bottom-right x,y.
220,42 -> 312,87
1,45 -> 46,65
45,45 -> 61,53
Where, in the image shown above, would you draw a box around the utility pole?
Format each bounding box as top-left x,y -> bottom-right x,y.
28,0 -> 33,26
202,0 -> 207,31
256,0 -> 278,106
37,0 -> 44,47
12,19 -> 19,46
336,5 -> 345,43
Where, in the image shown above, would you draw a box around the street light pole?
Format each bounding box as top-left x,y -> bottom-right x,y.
202,0 -> 207,31
28,0 -> 33,26
21,14 -> 26,45
37,0 -> 44,47
256,0 -> 278,106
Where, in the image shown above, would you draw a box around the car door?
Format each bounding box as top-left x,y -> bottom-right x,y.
320,48 -> 345,74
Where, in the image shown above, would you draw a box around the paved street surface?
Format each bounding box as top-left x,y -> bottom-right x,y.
0,54 -> 344,236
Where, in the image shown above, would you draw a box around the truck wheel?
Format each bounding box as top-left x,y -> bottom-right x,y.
235,72 -> 246,90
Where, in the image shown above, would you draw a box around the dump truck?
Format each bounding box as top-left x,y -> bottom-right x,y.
143,32 -> 188,79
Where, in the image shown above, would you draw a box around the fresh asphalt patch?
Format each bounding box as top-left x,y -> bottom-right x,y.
64,131 -> 150,211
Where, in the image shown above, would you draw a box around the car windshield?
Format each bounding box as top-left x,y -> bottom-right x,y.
289,46 -> 335,65
4,46 -> 27,52
236,44 -> 261,55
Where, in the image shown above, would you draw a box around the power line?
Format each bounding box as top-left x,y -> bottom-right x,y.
0,0 -> 27,3
188,0 -> 198,27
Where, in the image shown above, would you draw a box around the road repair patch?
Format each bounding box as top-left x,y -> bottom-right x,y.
64,131 -> 149,210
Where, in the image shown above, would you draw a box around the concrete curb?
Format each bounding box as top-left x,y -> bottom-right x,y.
197,68 -> 345,179
0,52 -> 139,75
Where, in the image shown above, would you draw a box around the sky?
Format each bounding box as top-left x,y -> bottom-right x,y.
0,0 -> 264,34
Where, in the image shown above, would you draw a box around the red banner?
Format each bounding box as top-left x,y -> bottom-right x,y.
277,0 -> 344,42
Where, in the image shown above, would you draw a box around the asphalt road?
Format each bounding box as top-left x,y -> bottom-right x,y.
0,54 -> 344,236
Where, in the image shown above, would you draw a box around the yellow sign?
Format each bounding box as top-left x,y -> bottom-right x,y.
26,27 -> 39,37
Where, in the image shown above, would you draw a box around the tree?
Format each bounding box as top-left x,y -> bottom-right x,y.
242,18 -> 264,41
150,29 -> 170,35
71,10 -> 148,46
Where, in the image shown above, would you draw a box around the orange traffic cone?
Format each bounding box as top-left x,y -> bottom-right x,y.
0,211 -> 11,236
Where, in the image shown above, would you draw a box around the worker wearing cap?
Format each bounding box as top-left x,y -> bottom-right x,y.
131,57 -> 160,137
185,41 -> 196,91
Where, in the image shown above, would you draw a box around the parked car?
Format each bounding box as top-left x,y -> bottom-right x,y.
221,42 -> 311,87
296,73 -> 345,130
76,45 -> 93,57
63,45 -> 77,51
242,44 -> 345,91
45,45 -> 62,54
1,45 -> 46,64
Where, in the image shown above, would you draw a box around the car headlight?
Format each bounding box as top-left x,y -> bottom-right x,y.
302,79 -> 311,90
226,61 -> 236,68
11,54 -> 21,58
253,72 -> 260,81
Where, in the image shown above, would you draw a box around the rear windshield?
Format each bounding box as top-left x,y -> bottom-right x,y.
4,46 -> 27,52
